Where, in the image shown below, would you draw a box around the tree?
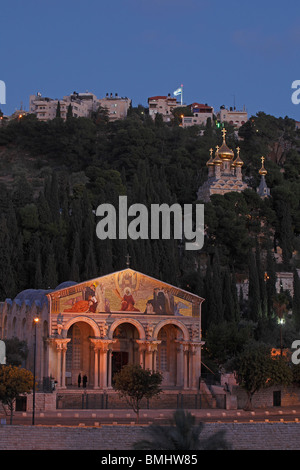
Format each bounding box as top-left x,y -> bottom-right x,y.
248,252 -> 261,322
5,338 -> 28,366
292,269 -> 300,331
205,321 -> 253,367
133,409 -> 231,450
0,365 -> 33,424
113,364 -> 162,423
67,103 -> 73,120
233,343 -> 292,411
56,101 -> 61,118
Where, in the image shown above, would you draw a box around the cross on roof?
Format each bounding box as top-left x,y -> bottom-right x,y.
222,128 -> 227,140
125,253 -> 131,267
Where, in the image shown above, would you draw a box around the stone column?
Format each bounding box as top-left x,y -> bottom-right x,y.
90,339 -> 101,389
107,349 -> 113,389
136,340 -> 146,368
144,341 -> 161,371
175,341 -> 184,387
54,339 -> 70,388
99,340 -> 115,390
182,342 -> 190,390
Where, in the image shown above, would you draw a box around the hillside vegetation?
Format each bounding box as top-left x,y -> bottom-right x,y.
1,108 -> 300,358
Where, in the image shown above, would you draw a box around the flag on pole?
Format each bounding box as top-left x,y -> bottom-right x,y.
173,87 -> 182,96
173,84 -> 183,105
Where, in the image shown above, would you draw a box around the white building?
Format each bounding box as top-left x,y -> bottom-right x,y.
98,93 -> 131,121
29,91 -> 130,122
182,103 -> 214,128
217,106 -> 248,129
148,95 -> 180,122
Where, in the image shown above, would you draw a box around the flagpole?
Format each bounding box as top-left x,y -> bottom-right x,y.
181,84 -> 183,106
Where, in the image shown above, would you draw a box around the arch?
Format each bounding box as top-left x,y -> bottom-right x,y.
152,319 -> 190,341
108,318 -> 146,340
62,316 -> 101,338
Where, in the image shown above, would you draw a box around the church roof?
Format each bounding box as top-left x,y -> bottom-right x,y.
13,281 -> 77,308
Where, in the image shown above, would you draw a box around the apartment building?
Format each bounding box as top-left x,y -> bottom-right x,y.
29,91 -> 130,122
98,93 -> 131,121
182,102 -> 214,128
148,94 -> 180,122
217,106 -> 248,128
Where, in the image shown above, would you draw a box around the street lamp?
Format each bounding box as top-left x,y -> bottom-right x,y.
32,317 -> 39,425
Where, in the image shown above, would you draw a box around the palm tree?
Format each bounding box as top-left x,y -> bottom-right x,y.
133,410 -> 231,450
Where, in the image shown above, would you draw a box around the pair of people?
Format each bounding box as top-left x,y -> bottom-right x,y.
77,373 -> 87,388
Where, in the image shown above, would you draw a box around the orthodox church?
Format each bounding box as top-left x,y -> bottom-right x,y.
197,129 -> 248,202
0,268 -> 204,392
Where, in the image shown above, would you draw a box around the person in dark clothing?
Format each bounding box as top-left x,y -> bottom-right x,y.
78,373 -> 81,387
83,374 -> 87,388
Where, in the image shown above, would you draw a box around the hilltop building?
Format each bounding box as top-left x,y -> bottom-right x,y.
217,106 -> 248,129
148,94 -> 180,122
197,129 -> 248,202
182,103 -> 214,128
98,93 -> 131,121
29,91 -> 131,122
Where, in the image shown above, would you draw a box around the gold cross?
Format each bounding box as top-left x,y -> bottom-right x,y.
209,148 -> 213,156
222,128 -> 227,140
237,147 -> 240,155
261,156 -> 265,164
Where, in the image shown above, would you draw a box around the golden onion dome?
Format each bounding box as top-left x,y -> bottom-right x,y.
233,147 -> 244,167
213,145 -> 222,165
259,156 -> 267,175
206,148 -> 215,166
218,128 -> 234,161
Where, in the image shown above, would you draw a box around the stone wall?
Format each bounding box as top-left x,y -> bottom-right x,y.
235,385 -> 300,409
0,422 -> 300,450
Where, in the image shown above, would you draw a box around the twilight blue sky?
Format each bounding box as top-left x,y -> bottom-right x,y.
1,0 -> 300,120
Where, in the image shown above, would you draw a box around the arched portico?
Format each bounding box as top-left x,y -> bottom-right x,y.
153,319 -> 202,390
109,319 -> 146,385
152,318 -> 190,342
108,318 -> 146,341
50,317 -> 101,389
62,316 -> 101,338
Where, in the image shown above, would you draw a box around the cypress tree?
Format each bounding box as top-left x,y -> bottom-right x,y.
56,101 -> 61,118
34,251 -> 43,289
67,103 -> 73,119
223,268 -> 235,322
256,242 -> 267,317
266,245 -> 277,318
293,269 -> 300,331
211,249 -> 224,324
248,252 -> 261,322
0,214 -> 16,298
43,250 -> 58,289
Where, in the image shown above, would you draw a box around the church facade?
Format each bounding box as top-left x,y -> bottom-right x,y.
0,269 -> 205,392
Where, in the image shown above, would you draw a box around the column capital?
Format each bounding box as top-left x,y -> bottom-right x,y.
90,338 -> 116,352
136,340 -> 161,352
53,338 -> 70,351
189,341 -> 204,354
